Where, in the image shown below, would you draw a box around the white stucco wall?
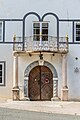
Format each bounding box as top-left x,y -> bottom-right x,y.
0,0 -> 80,19
0,45 -> 13,99
67,45 -> 80,100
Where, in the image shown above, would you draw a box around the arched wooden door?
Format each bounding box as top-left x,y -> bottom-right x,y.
28,66 -> 53,101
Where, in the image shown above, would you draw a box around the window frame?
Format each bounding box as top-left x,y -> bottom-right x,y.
0,61 -> 6,86
33,22 -> 40,41
33,21 -> 49,41
0,21 -> 3,42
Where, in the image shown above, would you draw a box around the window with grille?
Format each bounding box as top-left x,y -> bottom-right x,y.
0,62 -> 5,86
33,23 -> 40,41
33,22 -> 48,41
76,23 -> 80,41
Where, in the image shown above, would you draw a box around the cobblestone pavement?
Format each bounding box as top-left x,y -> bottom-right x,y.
0,107 -> 80,120
0,100 -> 80,116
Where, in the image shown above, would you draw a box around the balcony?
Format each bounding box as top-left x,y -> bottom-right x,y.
13,36 -> 69,54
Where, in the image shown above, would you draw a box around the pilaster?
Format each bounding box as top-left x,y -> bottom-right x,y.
61,54 -> 68,101
12,53 -> 19,100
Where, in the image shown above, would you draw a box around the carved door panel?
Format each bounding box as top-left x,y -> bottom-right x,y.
41,66 -> 53,100
28,66 -> 40,100
28,66 -> 53,101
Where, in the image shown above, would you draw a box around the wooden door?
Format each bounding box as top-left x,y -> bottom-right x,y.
28,66 -> 53,101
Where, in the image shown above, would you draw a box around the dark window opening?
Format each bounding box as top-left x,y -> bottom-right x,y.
0,65 -> 2,70
0,77 -> 2,83
76,23 -> 80,41
0,62 -> 5,85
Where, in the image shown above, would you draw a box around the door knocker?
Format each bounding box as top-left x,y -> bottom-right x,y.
45,78 -> 49,84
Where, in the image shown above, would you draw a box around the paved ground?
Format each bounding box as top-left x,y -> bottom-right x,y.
0,100 -> 80,116
0,107 -> 80,120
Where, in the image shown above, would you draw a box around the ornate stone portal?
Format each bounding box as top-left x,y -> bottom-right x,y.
24,61 -> 58,100
12,56 -> 68,101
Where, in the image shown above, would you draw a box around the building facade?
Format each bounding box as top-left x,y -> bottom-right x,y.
0,0 -> 80,101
